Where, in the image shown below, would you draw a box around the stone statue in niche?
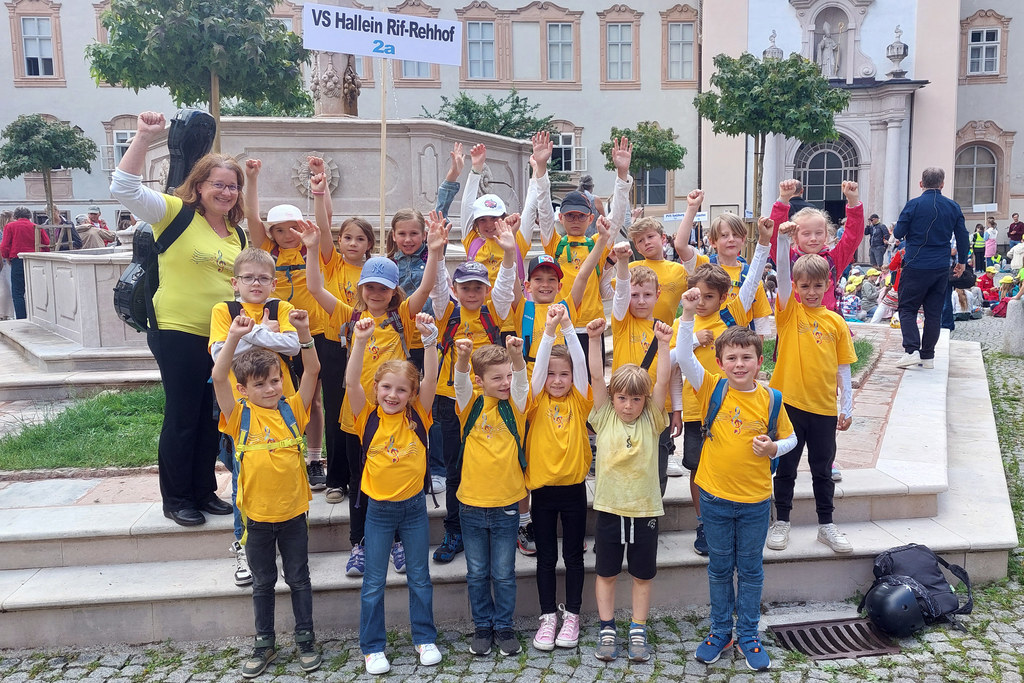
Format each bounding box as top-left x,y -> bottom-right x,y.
817,21 -> 840,78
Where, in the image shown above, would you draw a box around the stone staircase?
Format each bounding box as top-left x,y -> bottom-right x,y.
0,332 -> 1016,649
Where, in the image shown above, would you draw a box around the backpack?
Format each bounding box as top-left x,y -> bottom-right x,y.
554,235 -> 602,276
231,396 -> 307,544
270,244 -> 308,301
700,378 -> 783,473
113,206 -> 246,332
709,254 -> 748,289
343,308 -> 410,359
355,406 -> 438,509
520,299 -> 571,363
438,302 -> 501,386
456,395 -> 526,474
224,299 -> 299,387
859,543 -> 973,631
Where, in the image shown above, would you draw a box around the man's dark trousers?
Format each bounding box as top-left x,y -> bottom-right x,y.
897,266 -> 949,360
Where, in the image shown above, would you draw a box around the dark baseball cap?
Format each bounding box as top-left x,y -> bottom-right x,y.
560,191 -> 594,215
869,213 -> 879,220
528,254 -> 563,280
452,261 -> 491,286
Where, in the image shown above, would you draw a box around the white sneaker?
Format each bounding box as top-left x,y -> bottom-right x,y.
416,643 -> 442,666
364,651 -> 390,675
895,350 -> 922,369
817,523 -> 853,553
430,475 -> 447,494
831,465 -> 843,483
921,357 -> 934,369
666,458 -> 685,477
766,521 -> 790,550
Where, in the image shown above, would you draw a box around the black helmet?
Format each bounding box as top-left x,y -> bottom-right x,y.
864,581 -> 926,638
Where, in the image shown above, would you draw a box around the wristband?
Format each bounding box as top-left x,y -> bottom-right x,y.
420,324 -> 439,347
299,338 -> 315,349
310,190 -> 325,196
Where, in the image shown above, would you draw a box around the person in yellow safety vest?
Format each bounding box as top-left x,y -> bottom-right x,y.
971,224 -> 986,271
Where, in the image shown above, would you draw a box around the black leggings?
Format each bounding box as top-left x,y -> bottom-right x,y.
772,404 -> 837,525
314,336 -> 349,489
147,328 -> 220,512
532,483 -> 588,614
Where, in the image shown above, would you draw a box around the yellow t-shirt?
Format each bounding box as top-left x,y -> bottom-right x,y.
682,296 -> 753,421
770,299 -> 857,416
544,235 -> 609,328
502,299 -> 575,378
631,256 -> 708,324
354,403 -> 433,502
693,372 -> 795,504
457,392 -> 529,508
328,299 -> 417,432
322,250 -> 363,342
435,299 -> 506,399
258,243 -> 325,336
611,313 -> 679,412
525,386 -> 594,490
222,392 -> 312,523
209,299 -> 297,402
589,401 -> 667,518
720,262 -> 772,321
152,195 -> 245,336
463,229 -> 530,285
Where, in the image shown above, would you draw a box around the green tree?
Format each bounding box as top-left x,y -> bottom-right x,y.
693,52 -> 850,219
600,121 -> 686,207
221,94 -> 315,118
421,89 -> 554,140
86,0 -> 309,152
0,115 -> 98,224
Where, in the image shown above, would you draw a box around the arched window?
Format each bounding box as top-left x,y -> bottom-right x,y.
793,137 -> 859,202
953,145 -> 997,211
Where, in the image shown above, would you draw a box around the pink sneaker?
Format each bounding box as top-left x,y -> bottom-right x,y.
532,613 -> 558,651
556,609 -> 580,648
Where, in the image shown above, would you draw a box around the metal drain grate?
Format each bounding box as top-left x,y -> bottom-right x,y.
769,617 -> 900,661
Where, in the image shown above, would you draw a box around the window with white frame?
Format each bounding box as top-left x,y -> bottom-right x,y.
276,17 -> 293,32
401,60 -> 431,79
639,168 -> 667,206
667,22 -> 694,81
968,28 -> 999,74
114,131 -> 135,164
552,133 -> 575,173
606,23 -> 632,81
22,16 -> 54,77
954,145 -> 998,210
467,21 -> 495,79
547,22 -> 573,81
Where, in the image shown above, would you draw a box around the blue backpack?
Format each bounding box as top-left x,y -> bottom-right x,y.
709,254 -> 749,289
520,299 -> 571,363
701,378 -> 783,473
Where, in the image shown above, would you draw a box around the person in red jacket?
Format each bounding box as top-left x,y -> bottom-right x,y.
0,206 -> 48,319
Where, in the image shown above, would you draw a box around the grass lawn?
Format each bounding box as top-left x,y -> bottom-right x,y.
0,386 -> 164,470
760,338 -> 874,377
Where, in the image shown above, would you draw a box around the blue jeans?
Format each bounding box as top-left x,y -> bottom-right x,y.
699,490 -> 770,640
216,437 -> 242,540
360,492 -> 436,654
460,502 -> 519,631
246,513 -> 313,637
9,257 -> 26,319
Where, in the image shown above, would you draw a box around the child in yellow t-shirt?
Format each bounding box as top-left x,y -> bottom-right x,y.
673,216 -> 774,556
674,288 -> 796,672
628,216 -> 705,325
346,314 -> 443,675
587,316 -> 673,664
453,336 -> 530,658
525,306 -> 593,652
768,224 -> 857,556
609,241 -> 683,496
212,307 -> 321,679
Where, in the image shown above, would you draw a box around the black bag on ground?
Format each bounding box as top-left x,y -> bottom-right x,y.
949,264 -> 976,289
859,543 -> 973,635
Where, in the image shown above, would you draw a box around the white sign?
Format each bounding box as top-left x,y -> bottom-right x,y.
662,212 -> 687,221
303,3 -> 463,66
695,211 -> 709,222
744,209 -> 754,219
973,203 -> 998,213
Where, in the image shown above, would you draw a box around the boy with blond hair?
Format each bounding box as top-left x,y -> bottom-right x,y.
768,223 -> 857,554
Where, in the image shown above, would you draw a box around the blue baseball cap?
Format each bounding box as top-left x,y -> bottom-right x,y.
452,260 -> 491,286
358,257 -> 400,289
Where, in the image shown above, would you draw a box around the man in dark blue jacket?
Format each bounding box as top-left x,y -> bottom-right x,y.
892,168 -> 969,369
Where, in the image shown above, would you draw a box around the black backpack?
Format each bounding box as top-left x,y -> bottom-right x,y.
859,543 -> 973,631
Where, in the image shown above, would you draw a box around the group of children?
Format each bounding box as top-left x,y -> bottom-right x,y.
208,131 -> 861,676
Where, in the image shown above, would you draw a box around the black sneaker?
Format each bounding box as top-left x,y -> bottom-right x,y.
306,460 -> 326,491
517,523 -> 536,556
433,531 -> 464,563
295,630 -> 321,673
693,524 -> 709,556
241,637 -> 276,678
469,627 -> 493,656
496,629 -> 522,656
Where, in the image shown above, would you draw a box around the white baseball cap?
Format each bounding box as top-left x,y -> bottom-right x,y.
472,194 -> 506,219
266,204 -> 303,226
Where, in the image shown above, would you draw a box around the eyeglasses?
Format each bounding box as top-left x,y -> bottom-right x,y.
237,274 -> 274,286
561,212 -> 590,221
206,181 -> 241,193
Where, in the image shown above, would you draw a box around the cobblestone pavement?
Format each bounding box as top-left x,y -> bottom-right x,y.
2,321 -> 1022,682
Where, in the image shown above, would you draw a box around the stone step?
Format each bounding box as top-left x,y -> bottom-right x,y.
0,467 -> 939,572
0,320 -> 155,373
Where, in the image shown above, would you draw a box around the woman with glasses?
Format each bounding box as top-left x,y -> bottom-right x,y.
111,111 -> 247,527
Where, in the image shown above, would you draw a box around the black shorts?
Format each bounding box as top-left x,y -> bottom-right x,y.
682,420 -> 703,472
594,511 -> 659,580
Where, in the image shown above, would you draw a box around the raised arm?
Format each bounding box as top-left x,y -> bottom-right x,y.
607,137 -> 633,238
307,157 -> 335,259
526,132 -> 554,245
211,314 -> 255,421
738,217 -> 773,310
610,240 -> 632,321
769,179 -> 799,262
828,181 -> 864,271
570,215 -> 611,310
674,189 -> 703,263
291,310 -> 320,411
586,318 -> 608,410
673,288 -> 706,392
110,112 -> 170,223
505,335 -> 529,412
407,211 -> 449,315
776,223 -> 795,308
243,159 -> 268,249
435,143 -> 463,219
453,338 -> 475,411
531,305 -> 565,398
294,219 -> 338,315
459,144 -> 486,240
652,321 -> 673,411
416,313 -> 440,410
344,318 -> 374,417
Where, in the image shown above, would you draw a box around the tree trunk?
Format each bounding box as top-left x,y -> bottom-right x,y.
43,167 -> 56,226
210,70 -> 221,153
752,132 -> 765,222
